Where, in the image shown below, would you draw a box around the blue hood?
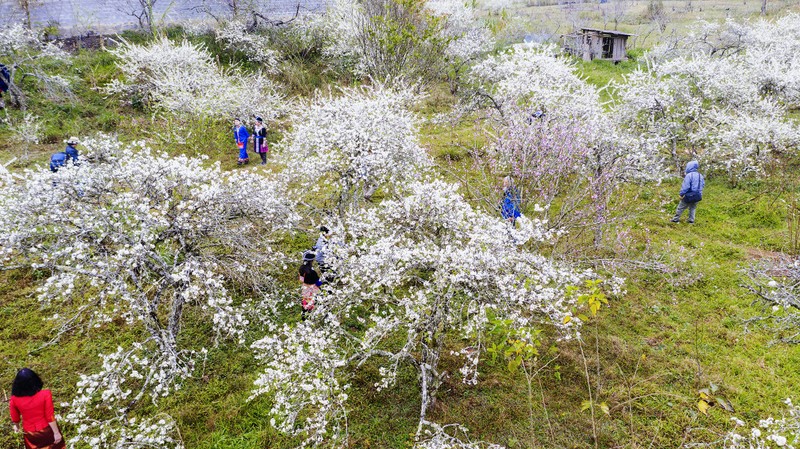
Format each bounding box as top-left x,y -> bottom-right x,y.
685,160 -> 699,174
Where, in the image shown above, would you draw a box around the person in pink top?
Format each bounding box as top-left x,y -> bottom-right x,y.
300,269 -> 321,320
8,368 -> 64,449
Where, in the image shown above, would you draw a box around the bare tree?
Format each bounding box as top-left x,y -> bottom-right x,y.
16,0 -> 39,29
608,0 -> 630,30
117,0 -> 177,36
195,0 -> 309,30
646,0 -> 670,33
562,2 -> 590,34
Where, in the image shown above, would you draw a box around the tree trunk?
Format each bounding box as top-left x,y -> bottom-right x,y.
415,296 -> 449,437
671,136 -> 681,177
19,0 -> 33,29
147,0 -> 156,37
761,0 -> 766,15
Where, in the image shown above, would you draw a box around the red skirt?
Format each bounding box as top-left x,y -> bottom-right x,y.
23,425 -> 65,449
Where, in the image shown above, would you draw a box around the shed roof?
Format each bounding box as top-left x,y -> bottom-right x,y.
580,28 -> 635,37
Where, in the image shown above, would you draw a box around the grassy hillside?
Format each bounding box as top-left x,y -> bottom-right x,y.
491,0 -> 800,49
2,9 -> 800,448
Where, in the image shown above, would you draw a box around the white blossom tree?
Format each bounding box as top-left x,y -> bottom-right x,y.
279,82 -> 430,215
469,43 -> 603,123
313,0 -> 452,83
251,178 -> 622,447
425,0 -> 495,93
465,44 -> 663,243
215,20 -> 282,73
6,112 -> 41,159
105,37 -> 284,121
0,138 -> 297,447
0,23 -> 73,110
612,17 -> 800,180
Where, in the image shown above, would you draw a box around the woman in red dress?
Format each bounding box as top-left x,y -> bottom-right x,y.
8,368 -> 64,449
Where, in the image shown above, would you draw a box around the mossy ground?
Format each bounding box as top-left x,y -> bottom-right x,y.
1,15 -> 800,448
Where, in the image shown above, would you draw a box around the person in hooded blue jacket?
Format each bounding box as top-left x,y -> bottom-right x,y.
233,118 -> 250,165
672,160 -> 705,224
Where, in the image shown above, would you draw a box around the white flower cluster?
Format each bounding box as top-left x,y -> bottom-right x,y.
7,112 -> 42,146
613,16 -> 800,179
704,399 -> 799,448
470,43 -> 664,183
69,413 -> 184,449
279,82 -> 430,211
426,0 -> 494,61
312,0 -> 370,76
65,344 -> 191,448
251,176 -> 610,446
471,43 -> 602,124
415,422 -> 506,448
215,21 -> 281,73
0,24 -> 69,61
0,136 -> 297,446
251,321 -> 350,447
744,257 -> 800,344
77,132 -> 125,163
105,37 -> 284,120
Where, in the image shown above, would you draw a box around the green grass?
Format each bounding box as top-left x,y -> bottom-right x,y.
576,57 -> 641,103
417,117 -> 800,447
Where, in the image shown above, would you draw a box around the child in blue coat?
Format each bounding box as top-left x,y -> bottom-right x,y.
233,118 -> 249,165
500,176 -> 522,223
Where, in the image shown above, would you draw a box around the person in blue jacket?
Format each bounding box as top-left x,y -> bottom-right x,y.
671,160 -> 705,224
64,137 -> 79,164
50,152 -> 67,172
233,118 -> 250,165
500,176 -> 522,223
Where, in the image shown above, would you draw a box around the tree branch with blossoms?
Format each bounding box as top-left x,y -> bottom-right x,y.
0,137 -> 298,447
251,179 -> 623,447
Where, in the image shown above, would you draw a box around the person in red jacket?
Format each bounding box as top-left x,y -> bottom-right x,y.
8,368 -> 64,449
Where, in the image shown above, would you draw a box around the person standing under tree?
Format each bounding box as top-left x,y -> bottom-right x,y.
671,160 -> 705,224
314,226 -> 331,273
500,176 -> 522,224
233,118 -> 250,165
253,116 -> 268,165
300,269 -> 321,320
8,368 -> 65,449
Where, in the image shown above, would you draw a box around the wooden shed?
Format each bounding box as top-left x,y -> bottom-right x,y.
562,28 -> 632,62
